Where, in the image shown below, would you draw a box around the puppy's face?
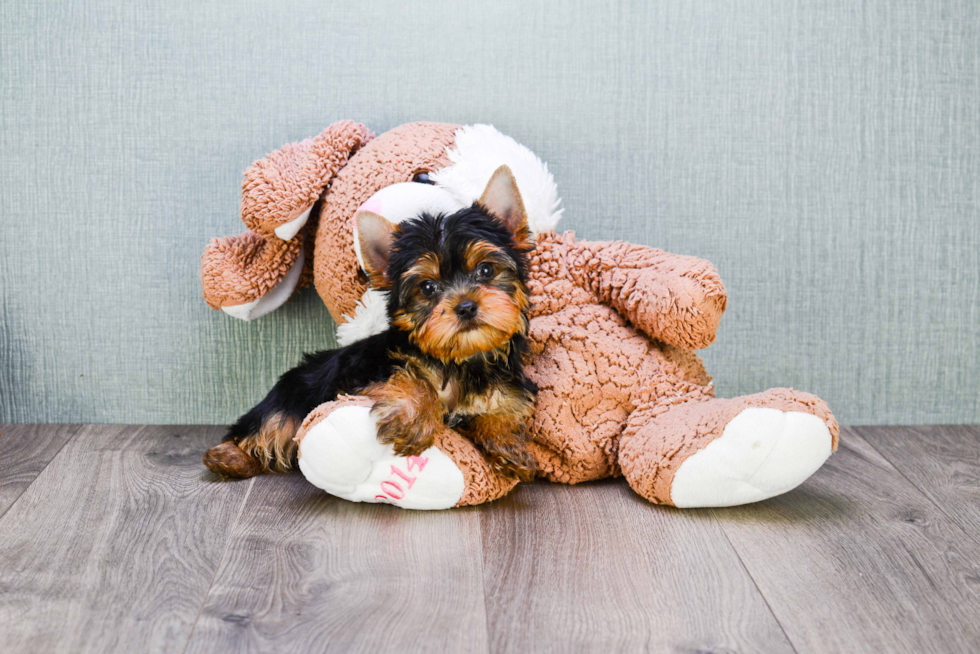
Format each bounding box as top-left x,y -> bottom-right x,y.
357,166 -> 533,363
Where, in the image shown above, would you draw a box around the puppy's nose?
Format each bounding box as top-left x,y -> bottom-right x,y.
455,299 -> 479,320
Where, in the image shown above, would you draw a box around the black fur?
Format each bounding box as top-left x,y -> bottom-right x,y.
226,204 -> 535,445
226,329 -> 410,442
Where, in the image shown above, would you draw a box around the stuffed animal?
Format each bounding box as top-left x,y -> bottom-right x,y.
202,121 -> 839,509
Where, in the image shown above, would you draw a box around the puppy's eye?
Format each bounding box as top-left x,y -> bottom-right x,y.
420,280 -> 439,297
476,262 -> 495,280
412,172 -> 434,185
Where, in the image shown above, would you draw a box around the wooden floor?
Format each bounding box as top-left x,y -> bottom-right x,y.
0,425 -> 978,653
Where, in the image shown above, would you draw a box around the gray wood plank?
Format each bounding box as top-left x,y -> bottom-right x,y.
714,427 -> 980,654
480,478 -> 796,654
0,424 -> 81,518
184,473 -> 489,654
857,425 -> 980,544
0,425 -> 251,654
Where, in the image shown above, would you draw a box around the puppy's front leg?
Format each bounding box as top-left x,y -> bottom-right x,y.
463,413 -> 536,482
363,367 -> 442,457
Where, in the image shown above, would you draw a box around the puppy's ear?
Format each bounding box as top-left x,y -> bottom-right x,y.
355,210 -> 397,288
479,165 -> 531,248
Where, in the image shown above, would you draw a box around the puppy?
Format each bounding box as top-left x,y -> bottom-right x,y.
203,166 -> 538,481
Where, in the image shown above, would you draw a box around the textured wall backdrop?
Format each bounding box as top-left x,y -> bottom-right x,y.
1,0 -> 978,425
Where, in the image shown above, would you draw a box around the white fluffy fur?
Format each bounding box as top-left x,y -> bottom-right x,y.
431,124 -> 563,236
337,124 -> 563,343
336,288 -> 390,346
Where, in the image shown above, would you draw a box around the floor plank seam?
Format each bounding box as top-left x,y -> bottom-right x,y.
475,513 -> 494,654
715,519 -> 800,654
0,424 -> 82,522
180,477 -> 255,654
855,427 -> 980,550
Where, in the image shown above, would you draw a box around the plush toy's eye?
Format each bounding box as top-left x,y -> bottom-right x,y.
420,280 -> 439,297
476,262 -> 495,280
413,172 -> 434,185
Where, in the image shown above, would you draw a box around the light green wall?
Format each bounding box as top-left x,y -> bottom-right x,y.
1,0 -> 978,425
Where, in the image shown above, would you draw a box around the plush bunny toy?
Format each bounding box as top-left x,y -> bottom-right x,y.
202,121 -> 838,509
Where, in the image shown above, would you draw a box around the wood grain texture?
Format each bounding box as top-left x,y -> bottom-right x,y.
480,478 -> 795,654
183,472 -> 489,654
857,425 -> 980,545
0,423 -> 80,518
3,424 -> 980,653
714,426 -> 980,654
0,425 -> 250,654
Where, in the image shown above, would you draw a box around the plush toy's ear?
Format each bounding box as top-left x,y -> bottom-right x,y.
355,210 -> 397,288
478,165 -> 531,248
241,121 -> 372,240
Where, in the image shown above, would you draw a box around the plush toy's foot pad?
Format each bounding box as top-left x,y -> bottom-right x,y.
297,400 -> 465,510
670,407 -> 832,508
620,388 -> 839,507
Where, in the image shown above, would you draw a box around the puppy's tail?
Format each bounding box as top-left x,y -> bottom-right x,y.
203,405 -> 302,479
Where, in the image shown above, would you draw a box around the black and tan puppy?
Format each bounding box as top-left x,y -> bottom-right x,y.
203,166 -> 537,481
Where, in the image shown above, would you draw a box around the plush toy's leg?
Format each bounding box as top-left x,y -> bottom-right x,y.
295,396 -> 518,509
201,231 -> 306,320
619,389 -> 839,508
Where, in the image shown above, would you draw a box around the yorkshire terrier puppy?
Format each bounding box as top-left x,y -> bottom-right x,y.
203,166 -> 538,481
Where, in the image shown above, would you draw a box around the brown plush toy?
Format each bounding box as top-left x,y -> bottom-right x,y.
202,121 -> 839,510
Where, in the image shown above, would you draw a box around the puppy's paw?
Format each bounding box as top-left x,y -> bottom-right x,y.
203,441 -> 263,479
372,398 -> 437,457
483,441 -> 537,482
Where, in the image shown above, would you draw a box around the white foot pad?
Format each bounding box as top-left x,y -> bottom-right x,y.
297,405 -> 465,510
670,408 -> 833,508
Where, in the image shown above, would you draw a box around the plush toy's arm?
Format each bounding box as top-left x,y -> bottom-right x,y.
200,230 -> 307,319
566,238 -> 727,350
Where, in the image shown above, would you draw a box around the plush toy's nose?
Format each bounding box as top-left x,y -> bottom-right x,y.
455,299 -> 478,320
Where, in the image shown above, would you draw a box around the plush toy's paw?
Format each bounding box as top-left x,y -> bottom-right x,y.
201,231 -> 305,320
219,249 -> 306,321
669,408 -> 832,508
271,204 -> 314,241
296,400 -> 465,510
